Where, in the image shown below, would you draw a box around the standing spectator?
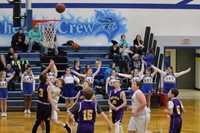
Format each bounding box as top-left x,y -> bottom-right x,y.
109,40 -> 119,65
43,24 -> 58,56
0,55 -> 6,71
11,28 -> 27,52
93,59 -> 105,88
10,53 -> 21,82
133,35 -> 144,56
72,60 -> 83,74
143,48 -> 155,68
27,25 -> 44,54
6,64 -> 15,91
118,34 -> 130,48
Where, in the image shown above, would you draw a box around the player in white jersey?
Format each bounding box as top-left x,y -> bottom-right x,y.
61,67 -> 80,111
127,81 -> 150,133
41,79 -> 71,133
71,61 -> 102,88
21,65 -> 35,114
0,71 -> 15,117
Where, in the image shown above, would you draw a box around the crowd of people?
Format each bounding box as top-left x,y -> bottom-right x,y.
0,26 -> 191,133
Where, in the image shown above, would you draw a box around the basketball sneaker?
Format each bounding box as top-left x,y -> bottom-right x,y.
24,109 -> 28,114
64,122 -> 72,133
27,109 -> 31,114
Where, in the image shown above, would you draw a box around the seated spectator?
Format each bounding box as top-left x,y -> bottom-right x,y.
93,59 -> 104,88
27,25 -> 44,54
0,55 -> 6,71
143,48 -> 155,68
83,64 -> 91,74
104,62 -> 116,81
133,35 -> 144,56
43,24 -> 58,56
130,53 -> 142,71
6,64 -> 15,91
10,53 -> 21,82
109,40 -> 119,65
119,43 -> 133,62
6,47 -> 20,64
72,60 -> 83,74
118,34 -> 130,48
11,28 -> 27,52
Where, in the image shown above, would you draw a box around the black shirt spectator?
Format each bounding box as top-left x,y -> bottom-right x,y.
109,40 -> 119,65
133,35 -> 144,56
11,28 -> 27,52
6,47 -> 20,64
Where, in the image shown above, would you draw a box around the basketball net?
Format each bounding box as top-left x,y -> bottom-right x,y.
32,20 -> 60,49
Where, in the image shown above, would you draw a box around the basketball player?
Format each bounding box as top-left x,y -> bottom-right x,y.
127,81 -> 150,133
32,61 -> 59,133
0,71 -> 15,117
41,79 -> 72,133
68,87 -> 112,133
151,65 -> 191,105
71,61 -> 102,88
108,79 -> 127,133
141,68 -> 157,110
61,67 -> 80,111
165,88 -> 184,133
75,81 -> 90,103
21,65 -> 35,114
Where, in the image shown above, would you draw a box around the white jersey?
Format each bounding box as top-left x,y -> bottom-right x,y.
52,85 -> 60,105
132,89 -> 148,115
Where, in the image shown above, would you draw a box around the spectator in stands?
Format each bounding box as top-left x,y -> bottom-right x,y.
72,60 -> 83,74
130,53 -> 142,71
11,28 -> 27,52
27,25 -> 44,54
20,60 -> 30,77
109,40 -> 119,65
83,64 -> 91,74
6,47 -> 20,64
6,64 -> 15,91
44,24 -> 58,56
143,48 -> 155,68
93,59 -> 104,88
0,55 -> 6,71
10,53 -> 21,82
104,62 -> 116,81
133,35 -> 144,56
118,34 -> 130,48
119,43 -> 133,62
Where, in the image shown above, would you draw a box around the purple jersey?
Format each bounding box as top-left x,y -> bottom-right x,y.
169,98 -> 183,133
38,83 -> 50,104
109,89 -> 124,123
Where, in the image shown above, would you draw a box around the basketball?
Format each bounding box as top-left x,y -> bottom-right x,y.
55,3 -> 65,13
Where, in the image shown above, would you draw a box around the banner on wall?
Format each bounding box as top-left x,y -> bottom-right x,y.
0,9 -> 127,42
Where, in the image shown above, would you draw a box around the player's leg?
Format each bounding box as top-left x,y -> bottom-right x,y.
40,121 -> 46,133
3,99 -> 7,116
128,117 -> 137,133
32,120 -> 42,133
0,99 -> 3,116
69,99 -> 74,108
65,99 -> 70,111
135,113 -> 150,133
146,94 -> 151,108
45,120 -> 50,133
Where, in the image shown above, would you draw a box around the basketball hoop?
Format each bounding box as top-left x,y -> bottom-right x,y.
32,20 -> 60,49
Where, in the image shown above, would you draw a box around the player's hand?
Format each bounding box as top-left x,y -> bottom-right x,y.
55,108 -> 60,113
127,106 -> 132,111
132,111 -> 138,117
107,124 -> 112,132
115,106 -> 120,111
110,105 -> 116,111
164,109 -> 169,114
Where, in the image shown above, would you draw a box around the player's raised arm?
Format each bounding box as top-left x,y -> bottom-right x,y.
41,60 -> 55,75
71,69 -> 86,78
151,65 -> 166,76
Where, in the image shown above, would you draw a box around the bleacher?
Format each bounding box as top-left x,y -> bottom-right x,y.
3,26 -> 163,111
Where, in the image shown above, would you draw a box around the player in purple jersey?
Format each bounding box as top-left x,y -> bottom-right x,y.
108,79 -> 127,133
71,61 -> 102,88
32,61 -> 59,133
0,71 -> 15,117
165,89 -> 185,133
68,87 -> 112,133
75,81 -> 90,103
21,65 -> 35,114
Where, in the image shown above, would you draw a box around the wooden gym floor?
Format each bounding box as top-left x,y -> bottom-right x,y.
0,89 -> 200,133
